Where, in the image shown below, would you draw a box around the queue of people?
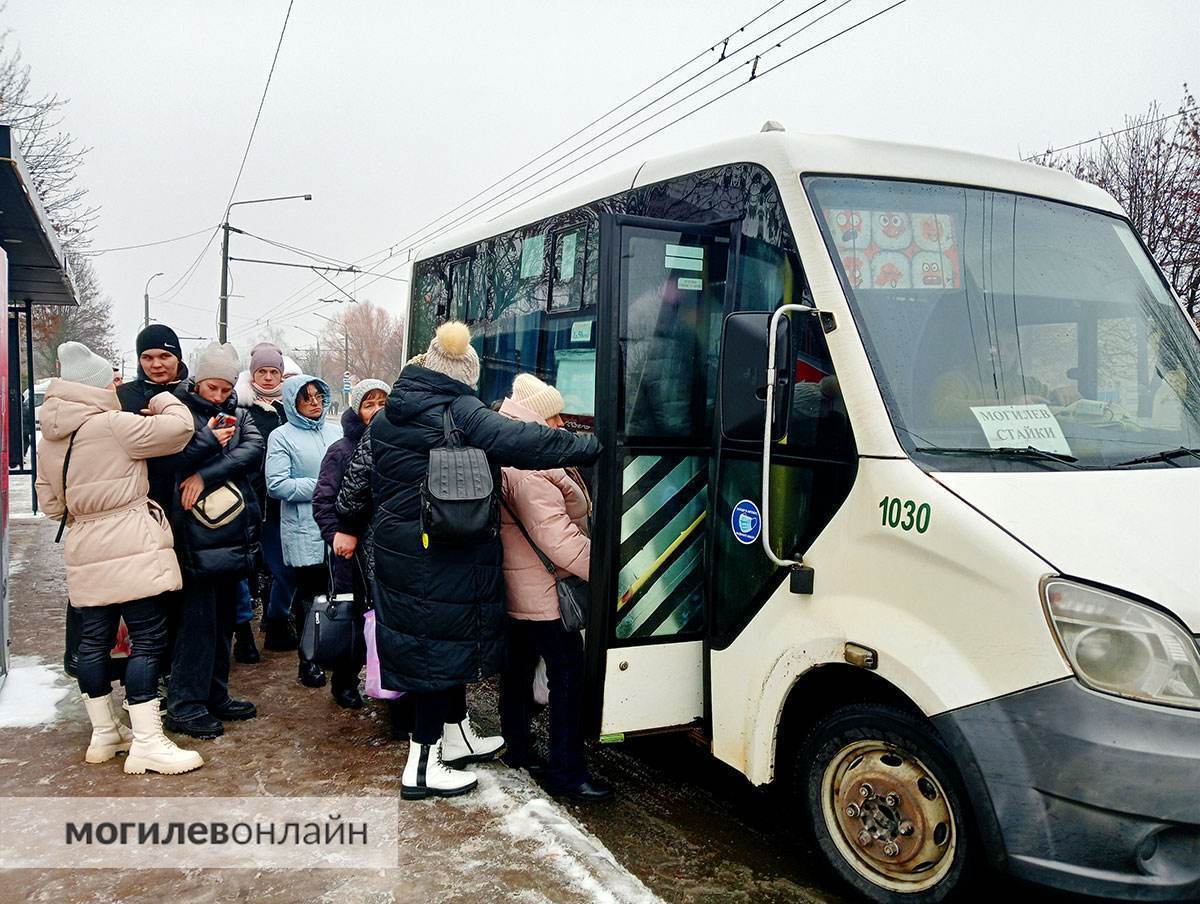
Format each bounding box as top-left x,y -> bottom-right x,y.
41,318 -> 611,802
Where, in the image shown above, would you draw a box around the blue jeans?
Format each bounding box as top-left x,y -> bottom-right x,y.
235,579 -> 253,624
260,515 -> 294,622
76,598 -> 166,705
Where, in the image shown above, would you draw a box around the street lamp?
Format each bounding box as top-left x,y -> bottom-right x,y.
143,272 -> 165,329
219,193 -> 312,343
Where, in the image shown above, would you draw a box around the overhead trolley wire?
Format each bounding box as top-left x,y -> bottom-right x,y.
1022,106 -> 1198,161
354,0 -> 904,293
365,0 -> 855,268
81,225 -> 220,255
157,0 -> 295,306
239,0 -> 807,327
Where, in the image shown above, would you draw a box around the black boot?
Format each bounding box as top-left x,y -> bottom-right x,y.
233,621 -> 261,664
163,710 -> 225,739
262,617 -> 298,651
298,659 -> 326,688
209,698 -> 257,721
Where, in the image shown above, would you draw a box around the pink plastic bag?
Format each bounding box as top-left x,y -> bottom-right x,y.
364,610 -> 404,700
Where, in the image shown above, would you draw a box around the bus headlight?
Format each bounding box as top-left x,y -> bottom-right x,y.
1043,579 -> 1200,710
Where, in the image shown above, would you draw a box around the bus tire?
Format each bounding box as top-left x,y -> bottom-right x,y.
794,703 -> 975,904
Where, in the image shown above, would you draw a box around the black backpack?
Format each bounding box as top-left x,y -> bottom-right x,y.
420,403 -> 499,547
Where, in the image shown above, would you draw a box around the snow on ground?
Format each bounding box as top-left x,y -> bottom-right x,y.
0,655 -> 70,728
450,768 -> 662,904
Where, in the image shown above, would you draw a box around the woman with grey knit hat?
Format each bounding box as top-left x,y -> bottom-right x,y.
37,341 -> 203,775
163,342 -> 266,741
368,322 -> 601,800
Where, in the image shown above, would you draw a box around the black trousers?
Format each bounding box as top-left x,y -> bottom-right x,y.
76,598 -> 166,705
295,559 -> 368,687
410,685 -> 468,745
500,617 -> 588,787
166,574 -> 240,720
292,564 -> 327,666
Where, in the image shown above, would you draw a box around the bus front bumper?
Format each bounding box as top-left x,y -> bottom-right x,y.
932,678 -> 1200,901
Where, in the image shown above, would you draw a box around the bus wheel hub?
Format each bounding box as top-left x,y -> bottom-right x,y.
824,741 -> 957,888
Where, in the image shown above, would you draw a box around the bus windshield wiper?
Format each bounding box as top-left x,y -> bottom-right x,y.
1112,446 -> 1200,467
914,445 -> 1082,468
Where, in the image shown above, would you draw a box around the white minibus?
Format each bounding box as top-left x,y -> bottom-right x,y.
405,128 -> 1200,903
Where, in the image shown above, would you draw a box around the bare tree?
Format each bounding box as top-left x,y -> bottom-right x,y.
1029,87 -> 1200,316
1,16 -> 115,384
318,300 -> 405,385
29,256 -> 118,378
0,23 -> 98,249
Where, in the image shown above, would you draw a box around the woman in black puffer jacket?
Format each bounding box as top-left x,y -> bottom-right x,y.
163,343 -> 265,741
370,323 -> 600,800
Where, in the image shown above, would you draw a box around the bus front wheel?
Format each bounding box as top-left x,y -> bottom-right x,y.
794,703 -> 975,903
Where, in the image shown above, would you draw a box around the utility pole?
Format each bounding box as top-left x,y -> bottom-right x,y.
143,272 -> 164,329
218,223 -> 230,343
220,193 -> 312,344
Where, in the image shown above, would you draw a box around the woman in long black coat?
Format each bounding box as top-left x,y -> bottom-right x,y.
370,323 -> 600,800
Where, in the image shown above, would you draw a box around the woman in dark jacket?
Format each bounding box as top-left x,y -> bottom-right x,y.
312,378 -> 388,709
237,343 -> 296,653
370,323 -> 601,800
163,343 -> 265,740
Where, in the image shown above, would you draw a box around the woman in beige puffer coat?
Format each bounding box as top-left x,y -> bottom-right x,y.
497,373 -> 611,802
36,341 -> 204,776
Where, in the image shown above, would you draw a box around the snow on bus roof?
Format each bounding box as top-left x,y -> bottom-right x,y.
413,130 -> 1121,264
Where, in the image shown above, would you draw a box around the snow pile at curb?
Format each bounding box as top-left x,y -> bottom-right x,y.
0,656 -> 71,727
452,769 -> 661,904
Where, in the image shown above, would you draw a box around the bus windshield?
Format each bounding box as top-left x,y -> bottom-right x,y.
805,176 -> 1200,471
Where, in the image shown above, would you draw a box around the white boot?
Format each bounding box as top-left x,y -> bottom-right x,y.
401,740 -> 478,800
81,693 -> 132,764
124,699 -> 204,775
441,717 -> 505,767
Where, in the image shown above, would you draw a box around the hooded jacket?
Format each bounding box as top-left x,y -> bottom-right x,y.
172,383 -> 265,576
265,375 -> 342,567
35,379 -> 194,606
116,360 -> 191,511
311,406 -> 369,591
368,365 -> 600,693
498,397 -> 592,621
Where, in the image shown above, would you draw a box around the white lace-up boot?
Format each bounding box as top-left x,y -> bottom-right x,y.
441,717 -> 505,767
124,699 -> 204,775
401,740 -> 478,800
82,693 -> 132,763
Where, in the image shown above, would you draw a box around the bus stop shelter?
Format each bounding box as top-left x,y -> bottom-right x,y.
0,123 -> 78,504
0,122 -> 77,687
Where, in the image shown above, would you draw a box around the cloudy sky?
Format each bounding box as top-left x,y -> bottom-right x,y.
5,0 -> 1198,370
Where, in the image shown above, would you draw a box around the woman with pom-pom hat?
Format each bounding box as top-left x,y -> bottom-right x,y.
368,321 -> 601,799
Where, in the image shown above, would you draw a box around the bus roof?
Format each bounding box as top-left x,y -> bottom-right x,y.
413,130 -> 1121,263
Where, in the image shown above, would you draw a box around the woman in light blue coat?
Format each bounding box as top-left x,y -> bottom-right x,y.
265,374 -> 342,687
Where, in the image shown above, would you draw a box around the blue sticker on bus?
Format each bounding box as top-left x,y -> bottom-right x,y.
731,499 -> 761,545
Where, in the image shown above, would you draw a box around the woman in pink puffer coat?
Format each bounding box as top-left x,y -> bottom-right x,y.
497,374 -> 612,802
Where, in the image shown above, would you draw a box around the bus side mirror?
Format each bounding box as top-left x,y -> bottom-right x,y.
719,311 -> 793,442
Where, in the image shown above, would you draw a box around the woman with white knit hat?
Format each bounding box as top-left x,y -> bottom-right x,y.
163,342 -> 266,740
368,322 -> 601,799
496,373 -> 612,802
37,341 -> 203,774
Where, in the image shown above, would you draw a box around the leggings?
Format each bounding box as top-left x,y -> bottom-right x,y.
76,598 -> 166,704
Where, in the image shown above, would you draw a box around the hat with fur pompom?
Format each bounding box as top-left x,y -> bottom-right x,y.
422,321 -> 479,387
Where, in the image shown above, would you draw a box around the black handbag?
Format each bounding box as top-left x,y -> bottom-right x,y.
420,404 -> 499,547
299,557 -> 361,668
501,499 -> 590,632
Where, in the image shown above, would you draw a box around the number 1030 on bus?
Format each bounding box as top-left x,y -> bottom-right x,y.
878,496 -> 931,533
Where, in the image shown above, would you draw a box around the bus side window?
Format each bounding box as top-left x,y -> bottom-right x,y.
550,225 -> 587,312
449,258 -> 471,322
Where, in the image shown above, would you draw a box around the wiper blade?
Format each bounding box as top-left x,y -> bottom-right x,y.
1112,446 -> 1200,467
915,445 -> 1081,468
